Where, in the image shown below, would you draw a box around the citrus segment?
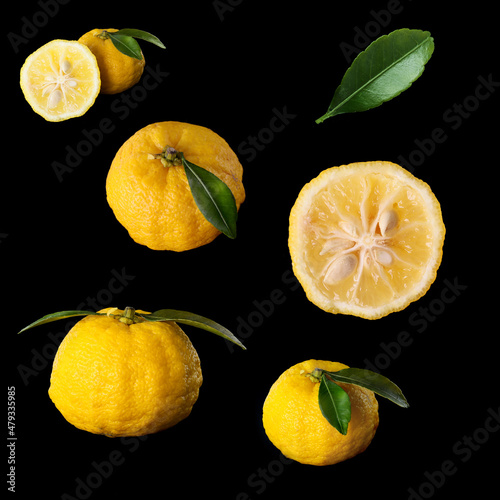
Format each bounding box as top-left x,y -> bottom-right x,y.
289,161 -> 445,319
20,40 -> 100,122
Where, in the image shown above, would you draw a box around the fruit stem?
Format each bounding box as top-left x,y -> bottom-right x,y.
119,307 -> 136,325
95,30 -> 111,40
302,368 -> 324,383
148,146 -> 183,168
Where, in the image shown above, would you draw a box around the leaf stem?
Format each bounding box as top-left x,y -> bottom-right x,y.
315,115 -> 327,125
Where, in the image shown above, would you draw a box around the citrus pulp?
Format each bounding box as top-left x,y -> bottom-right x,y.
289,161 -> 445,319
20,39 -> 100,121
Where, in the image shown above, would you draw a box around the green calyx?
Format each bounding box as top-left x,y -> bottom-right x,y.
94,30 -> 111,40
109,306 -> 143,325
148,146 -> 183,167
301,368 -> 323,383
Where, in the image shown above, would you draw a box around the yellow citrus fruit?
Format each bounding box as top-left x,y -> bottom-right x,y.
106,121 -> 245,251
263,360 -> 379,466
78,28 -> 145,94
48,308 -> 202,437
289,161 -> 445,319
20,39 -> 100,122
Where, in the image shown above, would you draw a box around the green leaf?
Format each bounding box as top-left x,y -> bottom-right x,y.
114,29 -> 166,49
17,307 -> 246,350
18,310 -> 99,333
139,309 -> 246,350
326,368 -> 409,408
182,156 -> 238,239
107,32 -> 143,59
316,28 -> 434,123
318,374 -> 351,435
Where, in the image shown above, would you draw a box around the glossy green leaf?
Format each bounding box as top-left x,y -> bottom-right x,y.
115,29 -> 166,49
140,309 -> 246,349
182,156 -> 238,239
18,308 -> 245,350
316,28 -> 434,123
318,374 -> 351,435
18,310 -> 99,333
107,32 -> 143,59
326,368 -> 409,408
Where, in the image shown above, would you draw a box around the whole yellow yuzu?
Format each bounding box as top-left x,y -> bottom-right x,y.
263,360 -> 379,465
48,308 -> 202,437
78,28 -> 145,94
106,121 -> 245,251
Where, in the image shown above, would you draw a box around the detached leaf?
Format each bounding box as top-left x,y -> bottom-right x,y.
318,374 -> 351,435
316,28 -> 434,123
115,29 -> 166,49
139,309 -> 246,350
182,156 -> 238,239
18,310 -> 99,333
326,368 -> 409,408
107,32 -> 143,59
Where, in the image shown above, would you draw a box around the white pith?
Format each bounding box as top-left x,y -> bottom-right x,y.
39,57 -> 81,110
317,201 -> 405,286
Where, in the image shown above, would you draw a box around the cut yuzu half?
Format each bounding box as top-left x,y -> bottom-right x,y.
20,39 -> 100,122
289,161 -> 445,319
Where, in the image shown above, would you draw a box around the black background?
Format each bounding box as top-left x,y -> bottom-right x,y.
5,1 -> 498,499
